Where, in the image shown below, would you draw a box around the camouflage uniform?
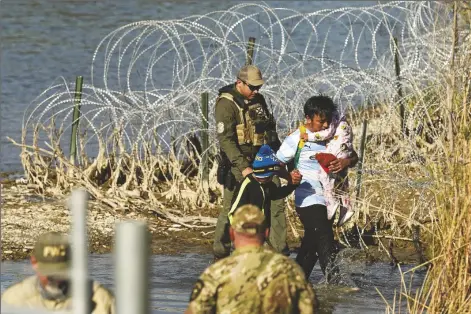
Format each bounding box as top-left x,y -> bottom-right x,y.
213,65 -> 286,258
1,276 -> 115,314
189,205 -> 316,314
1,232 -> 115,314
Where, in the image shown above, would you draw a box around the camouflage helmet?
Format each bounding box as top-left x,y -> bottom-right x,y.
231,204 -> 267,235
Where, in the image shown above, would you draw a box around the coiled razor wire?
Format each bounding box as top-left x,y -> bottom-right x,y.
21,1 -> 466,174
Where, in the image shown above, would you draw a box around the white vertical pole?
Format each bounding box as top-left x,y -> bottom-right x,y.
0,183 -> 3,263
115,221 -> 149,314
70,189 -> 90,314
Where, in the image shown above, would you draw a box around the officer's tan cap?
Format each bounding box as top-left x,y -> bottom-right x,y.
33,232 -> 71,277
231,204 -> 267,235
237,65 -> 264,86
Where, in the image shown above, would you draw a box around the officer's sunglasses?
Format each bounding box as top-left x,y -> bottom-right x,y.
240,79 -> 262,92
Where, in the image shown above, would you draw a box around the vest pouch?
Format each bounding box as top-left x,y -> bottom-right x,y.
251,127 -> 264,146
236,123 -> 250,145
246,120 -> 264,146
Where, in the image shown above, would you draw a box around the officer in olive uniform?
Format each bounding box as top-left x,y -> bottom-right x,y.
1,232 -> 115,314
214,65 -> 288,259
186,204 -> 316,314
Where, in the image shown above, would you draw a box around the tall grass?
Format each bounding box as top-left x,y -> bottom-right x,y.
384,3 -> 471,311
384,102 -> 471,313
425,129 -> 471,313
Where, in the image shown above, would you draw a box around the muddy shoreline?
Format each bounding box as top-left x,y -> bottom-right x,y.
1,177 -> 421,265
1,179 -> 216,261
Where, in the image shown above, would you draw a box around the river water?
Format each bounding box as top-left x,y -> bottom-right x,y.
1,251 -> 425,313
0,0 -> 396,172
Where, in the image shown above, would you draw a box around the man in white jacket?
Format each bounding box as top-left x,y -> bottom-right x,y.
276,95 -> 358,282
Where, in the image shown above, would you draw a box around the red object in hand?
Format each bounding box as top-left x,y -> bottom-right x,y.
315,153 -> 337,173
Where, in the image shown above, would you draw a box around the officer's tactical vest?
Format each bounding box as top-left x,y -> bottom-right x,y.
217,92 -> 268,147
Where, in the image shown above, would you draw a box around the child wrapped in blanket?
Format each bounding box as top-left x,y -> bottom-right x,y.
300,111 -> 356,226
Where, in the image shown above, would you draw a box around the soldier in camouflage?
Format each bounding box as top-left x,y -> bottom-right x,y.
185,204 -> 317,314
1,232 -> 115,314
213,65 -> 290,259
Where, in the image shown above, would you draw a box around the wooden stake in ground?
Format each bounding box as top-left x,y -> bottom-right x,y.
201,92 -> 209,193
70,76 -> 83,166
245,37 -> 256,65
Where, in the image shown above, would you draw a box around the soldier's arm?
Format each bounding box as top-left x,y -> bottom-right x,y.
1,277 -> 35,307
1,283 -> 23,306
297,284 -> 317,314
185,275 -> 217,314
215,99 -> 250,176
290,263 -> 317,314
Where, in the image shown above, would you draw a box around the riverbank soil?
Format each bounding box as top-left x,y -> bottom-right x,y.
0,178 -> 216,261
1,176 -> 422,264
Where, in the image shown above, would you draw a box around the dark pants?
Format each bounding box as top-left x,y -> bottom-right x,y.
295,204 -> 339,282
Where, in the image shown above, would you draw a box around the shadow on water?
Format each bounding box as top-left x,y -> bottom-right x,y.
1,249 -> 425,314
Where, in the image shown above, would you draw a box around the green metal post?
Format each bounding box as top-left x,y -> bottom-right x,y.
394,37 -> 405,134
355,119 -> 368,199
245,37 -> 256,65
201,92 -> 209,184
70,76 -> 83,165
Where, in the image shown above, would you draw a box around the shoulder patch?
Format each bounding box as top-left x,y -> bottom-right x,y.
190,279 -> 205,301
217,122 -> 224,134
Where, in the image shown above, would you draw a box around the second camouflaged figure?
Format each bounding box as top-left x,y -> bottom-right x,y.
1,232 -> 115,314
213,65 -> 288,260
186,205 -> 316,314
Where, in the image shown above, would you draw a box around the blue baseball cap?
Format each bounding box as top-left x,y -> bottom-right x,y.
252,145 -> 281,178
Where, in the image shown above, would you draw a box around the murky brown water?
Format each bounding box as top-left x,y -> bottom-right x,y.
1,249 -> 425,313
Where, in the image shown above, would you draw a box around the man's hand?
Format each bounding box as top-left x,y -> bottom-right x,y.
328,158 -> 350,173
242,167 -> 253,178
289,169 -> 302,185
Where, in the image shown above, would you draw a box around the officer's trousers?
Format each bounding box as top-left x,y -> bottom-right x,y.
213,175 -> 287,258
295,204 -> 339,282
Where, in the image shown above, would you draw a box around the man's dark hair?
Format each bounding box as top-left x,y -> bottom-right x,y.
303,95 -> 337,121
